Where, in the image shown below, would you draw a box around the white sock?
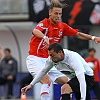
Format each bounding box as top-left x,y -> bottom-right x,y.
40,84 -> 50,100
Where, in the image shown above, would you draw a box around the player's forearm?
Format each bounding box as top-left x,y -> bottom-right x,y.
77,73 -> 86,100
32,29 -> 46,39
76,32 -> 95,40
30,69 -> 47,85
30,62 -> 52,86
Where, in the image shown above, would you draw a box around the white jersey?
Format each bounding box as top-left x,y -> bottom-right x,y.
30,49 -> 93,100
51,49 -> 93,79
31,49 -> 93,85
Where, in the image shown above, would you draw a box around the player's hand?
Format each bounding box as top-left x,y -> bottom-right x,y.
42,36 -> 49,50
94,37 -> 100,44
21,84 -> 32,95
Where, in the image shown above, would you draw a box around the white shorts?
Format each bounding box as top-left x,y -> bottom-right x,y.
26,55 -> 66,82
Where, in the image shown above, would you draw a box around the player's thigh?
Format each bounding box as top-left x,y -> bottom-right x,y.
67,76 -> 80,93
26,55 -> 50,84
48,67 -> 68,84
26,55 -> 47,76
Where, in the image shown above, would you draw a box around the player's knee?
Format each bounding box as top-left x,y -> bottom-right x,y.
40,75 -> 51,84
61,76 -> 68,83
61,84 -> 72,94
55,76 -> 68,84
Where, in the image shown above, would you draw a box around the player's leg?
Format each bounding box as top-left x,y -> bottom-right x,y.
48,67 -> 68,85
61,75 -> 94,100
48,68 -> 69,99
61,84 -> 72,100
26,55 -> 51,100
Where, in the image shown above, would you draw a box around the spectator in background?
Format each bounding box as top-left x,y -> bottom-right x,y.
85,48 -> 100,100
0,48 -> 17,99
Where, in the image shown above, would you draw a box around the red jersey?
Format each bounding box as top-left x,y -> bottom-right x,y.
29,18 -> 78,58
85,57 -> 100,82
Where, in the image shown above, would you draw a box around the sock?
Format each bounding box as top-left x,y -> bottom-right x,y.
40,84 -> 50,100
61,94 -> 70,100
41,94 -> 50,100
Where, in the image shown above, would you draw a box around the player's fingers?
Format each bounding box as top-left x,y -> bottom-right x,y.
42,44 -> 48,50
21,87 -> 27,93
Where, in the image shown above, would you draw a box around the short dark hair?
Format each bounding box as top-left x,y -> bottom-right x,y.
48,43 -> 64,53
88,48 -> 96,53
49,0 -> 68,9
4,48 -> 11,53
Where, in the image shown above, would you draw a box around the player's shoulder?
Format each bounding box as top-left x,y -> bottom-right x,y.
60,21 -> 68,26
40,18 -> 49,24
58,22 -> 69,29
38,18 -> 49,28
63,49 -> 69,54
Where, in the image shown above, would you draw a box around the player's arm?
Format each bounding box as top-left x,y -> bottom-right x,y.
21,58 -> 53,94
76,32 -> 100,44
33,29 -> 49,49
76,73 -> 86,100
32,29 -> 46,39
68,53 -> 86,100
30,60 -> 53,86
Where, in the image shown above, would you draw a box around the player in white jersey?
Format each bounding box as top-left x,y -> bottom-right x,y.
21,43 -> 94,100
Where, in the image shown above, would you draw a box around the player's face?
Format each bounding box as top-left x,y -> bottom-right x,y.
49,7 -> 62,24
48,49 -> 64,63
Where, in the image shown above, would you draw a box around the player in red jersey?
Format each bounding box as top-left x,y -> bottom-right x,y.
85,48 -> 100,100
25,0 -> 100,100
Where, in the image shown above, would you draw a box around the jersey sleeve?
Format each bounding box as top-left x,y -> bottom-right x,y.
68,52 -> 85,76
62,23 -> 78,36
34,19 -> 47,32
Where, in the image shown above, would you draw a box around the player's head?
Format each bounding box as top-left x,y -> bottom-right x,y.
49,0 -> 67,24
48,43 -> 64,62
88,48 -> 96,58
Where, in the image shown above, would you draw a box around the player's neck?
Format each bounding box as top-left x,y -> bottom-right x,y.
49,18 -> 58,25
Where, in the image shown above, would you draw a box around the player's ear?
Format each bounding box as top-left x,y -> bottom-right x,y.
58,50 -> 62,54
49,10 -> 52,16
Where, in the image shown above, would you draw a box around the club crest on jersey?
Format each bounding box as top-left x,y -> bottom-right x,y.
37,23 -> 43,27
59,30 -> 62,36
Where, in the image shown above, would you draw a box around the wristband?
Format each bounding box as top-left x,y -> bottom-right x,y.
92,36 -> 96,40
43,36 -> 47,39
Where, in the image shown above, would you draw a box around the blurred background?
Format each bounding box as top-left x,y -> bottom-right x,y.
0,0 -> 100,100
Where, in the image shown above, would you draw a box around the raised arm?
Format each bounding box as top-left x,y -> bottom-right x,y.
76,32 -> 100,44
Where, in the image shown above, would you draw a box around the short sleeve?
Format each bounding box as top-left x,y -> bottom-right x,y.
63,23 -> 78,36
34,18 -> 47,32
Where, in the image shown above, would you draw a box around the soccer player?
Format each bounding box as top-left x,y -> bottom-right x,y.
26,0 -> 100,100
21,43 -> 94,100
85,48 -> 100,100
